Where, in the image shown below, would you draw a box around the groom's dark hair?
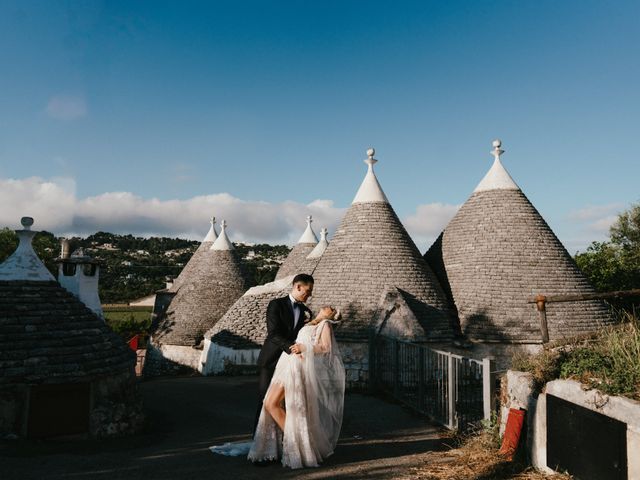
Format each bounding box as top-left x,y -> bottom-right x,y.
292,273 -> 314,286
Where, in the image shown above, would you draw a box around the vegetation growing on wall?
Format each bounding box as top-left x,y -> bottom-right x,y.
512,311 -> 640,401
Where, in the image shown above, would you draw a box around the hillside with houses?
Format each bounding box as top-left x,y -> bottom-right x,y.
0,228 -> 290,303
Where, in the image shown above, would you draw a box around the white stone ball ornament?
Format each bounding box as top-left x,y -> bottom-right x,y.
21,217 -> 34,229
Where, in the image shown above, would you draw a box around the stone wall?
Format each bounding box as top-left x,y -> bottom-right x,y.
340,341 -> 369,389
501,371 -> 640,478
0,372 -> 143,439
90,371 -> 144,438
0,385 -> 27,438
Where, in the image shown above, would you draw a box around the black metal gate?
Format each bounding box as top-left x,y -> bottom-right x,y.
370,335 -> 491,430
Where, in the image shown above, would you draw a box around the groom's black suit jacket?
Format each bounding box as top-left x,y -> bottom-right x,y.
257,295 -> 311,369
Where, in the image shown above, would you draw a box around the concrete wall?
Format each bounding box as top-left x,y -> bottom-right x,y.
200,340 -> 260,375
159,344 -> 203,372
198,339 -> 370,389
502,371 -> 640,479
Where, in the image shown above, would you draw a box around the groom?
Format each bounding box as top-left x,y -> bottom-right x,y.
253,273 -> 314,432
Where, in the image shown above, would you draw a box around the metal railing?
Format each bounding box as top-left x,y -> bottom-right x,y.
370,335 -> 495,431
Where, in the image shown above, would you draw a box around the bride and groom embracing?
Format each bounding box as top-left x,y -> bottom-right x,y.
211,274 -> 346,469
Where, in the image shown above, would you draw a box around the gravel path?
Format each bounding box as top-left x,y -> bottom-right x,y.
0,376 -> 448,480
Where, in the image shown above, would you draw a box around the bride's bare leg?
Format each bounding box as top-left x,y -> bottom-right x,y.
264,383 -> 286,431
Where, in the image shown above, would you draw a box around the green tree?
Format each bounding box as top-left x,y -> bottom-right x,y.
575,202 -> 640,292
0,228 -> 18,263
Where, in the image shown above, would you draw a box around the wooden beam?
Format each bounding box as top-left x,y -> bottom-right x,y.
528,289 -> 640,304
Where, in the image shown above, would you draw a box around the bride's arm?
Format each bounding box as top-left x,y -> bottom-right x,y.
312,322 -> 333,354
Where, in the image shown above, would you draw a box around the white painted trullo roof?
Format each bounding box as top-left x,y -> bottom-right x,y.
0,217 -> 55,282
473,139 -> 520,192
297,215 -> 318,244
352,148 -> 389,204
306,227 -> 329,259
203,216 -> 219,242
210,220 -> 234,251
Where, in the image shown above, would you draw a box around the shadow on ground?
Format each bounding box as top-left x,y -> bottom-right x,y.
0,376 -> 447,480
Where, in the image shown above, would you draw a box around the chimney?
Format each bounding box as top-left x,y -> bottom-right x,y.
56,248 -> 104,319
60,238 -> 71,259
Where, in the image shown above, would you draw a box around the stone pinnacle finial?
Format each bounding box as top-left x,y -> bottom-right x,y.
21,217 -> 34,230
365,147 -> 378,167
320,227 -> 328,238
491,139 -> 504,160
210,216 -> 216,226
221,220 -> 227,230
306,215 -> 312,225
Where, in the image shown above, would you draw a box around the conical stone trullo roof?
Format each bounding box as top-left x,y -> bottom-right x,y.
424,140 -> 614,343
170,217 -> 218,291
204,275 -> 294,351
310,149 -> 455,342
154,220 -> 250,346
0,217 -> 136,382
275,216 -> 318,280
202,227 -> 332,360
299,227 -> 330,274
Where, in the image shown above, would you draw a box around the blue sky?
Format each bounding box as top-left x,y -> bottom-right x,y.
0,1 -> 638,251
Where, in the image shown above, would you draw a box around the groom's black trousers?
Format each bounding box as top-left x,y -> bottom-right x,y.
253,365 -> 276,434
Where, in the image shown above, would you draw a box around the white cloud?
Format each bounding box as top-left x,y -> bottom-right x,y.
568,203 -> 624,222
0,176 -> 345,245
403,202 -> 460,252
559,202 -> 627,253
45,94 -> 87,120
567,203 -> 623,234
0,177 -> 465,251
0,177 -> 77,231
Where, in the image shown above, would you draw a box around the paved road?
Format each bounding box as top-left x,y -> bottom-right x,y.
0,376 -> 447,480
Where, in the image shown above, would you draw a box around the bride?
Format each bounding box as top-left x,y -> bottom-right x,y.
212,306 -> 345,469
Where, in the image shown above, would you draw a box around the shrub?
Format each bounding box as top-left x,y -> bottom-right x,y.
512,349 -> 565,392
512,312 -> 640,400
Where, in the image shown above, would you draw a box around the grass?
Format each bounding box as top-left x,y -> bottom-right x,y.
103,306 -> 152,338
511,310 -> 640,401
410,422 -> 572,480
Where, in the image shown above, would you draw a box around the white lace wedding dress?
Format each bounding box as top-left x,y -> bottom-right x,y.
210,320 -> 345,469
